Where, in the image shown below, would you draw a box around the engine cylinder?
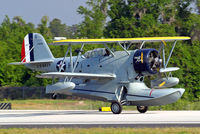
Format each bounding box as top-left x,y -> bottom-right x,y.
133,49 -> 161,75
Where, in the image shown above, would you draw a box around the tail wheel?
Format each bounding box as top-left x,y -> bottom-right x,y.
111,102 -> 122,114
137,106 -> 148,113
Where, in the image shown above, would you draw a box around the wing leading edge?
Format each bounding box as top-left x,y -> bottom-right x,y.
51,37 -> 190,45
37,72 -> 116,80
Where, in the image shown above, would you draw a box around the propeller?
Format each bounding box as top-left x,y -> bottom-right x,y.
148,51 -> 161,72
145,50 -> 165,88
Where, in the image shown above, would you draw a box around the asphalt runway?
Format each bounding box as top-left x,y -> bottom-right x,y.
0,110 -> 200,128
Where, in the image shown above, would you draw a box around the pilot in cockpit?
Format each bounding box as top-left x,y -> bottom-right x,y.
104,49 -> 110,56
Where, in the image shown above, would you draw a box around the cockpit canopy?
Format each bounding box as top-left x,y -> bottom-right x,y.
83,48 -> 109,58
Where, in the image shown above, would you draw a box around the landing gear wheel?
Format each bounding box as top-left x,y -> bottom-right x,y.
111,102 -> 122,114
52,94 -> 57,99
137,106 -> 148,113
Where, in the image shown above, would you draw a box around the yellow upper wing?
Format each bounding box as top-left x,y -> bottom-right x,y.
52,37 -> 190,45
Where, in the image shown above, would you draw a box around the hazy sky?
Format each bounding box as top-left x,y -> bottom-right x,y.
0,0 -> 87,26
1,0 -> 198,27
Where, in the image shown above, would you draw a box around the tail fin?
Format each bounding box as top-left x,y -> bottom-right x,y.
21,33 -> 54,62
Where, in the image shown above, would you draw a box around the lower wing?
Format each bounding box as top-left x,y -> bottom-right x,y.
36,72 -> 116,80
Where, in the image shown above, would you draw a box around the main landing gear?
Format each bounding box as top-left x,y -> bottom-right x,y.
110,102 -> 148,114
111,101 -> 122,114
52,93 -> 57,99
111,86 -> 149,114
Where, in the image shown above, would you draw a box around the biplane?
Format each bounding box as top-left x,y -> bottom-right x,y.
10,33 -> 190,114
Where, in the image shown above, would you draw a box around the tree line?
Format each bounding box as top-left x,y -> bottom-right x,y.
0,0 -> 199,101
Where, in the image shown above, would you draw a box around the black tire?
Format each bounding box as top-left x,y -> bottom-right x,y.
137,106 -> 148,113
52,94 -> 57,99
111,102 -> 122,114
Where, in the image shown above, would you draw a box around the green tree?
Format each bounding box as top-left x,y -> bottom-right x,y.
77,0 -> 107,38
104,0 -> 175,38
174,0 -> 200,42
0,16 -> 35,86
37,16 -> 52,39
66,24 -> 79,38
0,16 -> 51,87
49,18 -> 67,37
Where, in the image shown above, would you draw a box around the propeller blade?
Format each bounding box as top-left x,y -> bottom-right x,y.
141,52 -> 143,63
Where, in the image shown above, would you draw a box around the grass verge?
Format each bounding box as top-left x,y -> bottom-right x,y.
0,128 -> 200,134
1,99 -> 200,110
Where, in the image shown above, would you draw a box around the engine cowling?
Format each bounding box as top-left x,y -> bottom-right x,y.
133,49 -> 161,75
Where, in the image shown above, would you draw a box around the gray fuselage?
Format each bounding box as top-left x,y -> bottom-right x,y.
26,50 -> 185,106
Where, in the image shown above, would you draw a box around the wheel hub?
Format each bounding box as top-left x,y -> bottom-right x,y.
112,103 -> 119,112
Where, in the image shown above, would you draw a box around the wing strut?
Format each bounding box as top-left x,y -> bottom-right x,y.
117,42 -> 130,55
69,44 -> 73,72
58,43 -> 85,82
70,43 -> 84,81
160,40 -> 177,69
162,42 -> 166,68
126,42 -> 132,50
103,43 -> 115,56
72,43 -> 84,72
59,46 -> 70,72
139,41 -> 146,49
165,41 -> 177,68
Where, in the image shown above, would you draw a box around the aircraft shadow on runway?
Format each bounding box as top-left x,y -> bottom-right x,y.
0,110 -> 156,118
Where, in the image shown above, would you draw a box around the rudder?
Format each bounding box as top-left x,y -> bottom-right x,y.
21,33 -> 54,62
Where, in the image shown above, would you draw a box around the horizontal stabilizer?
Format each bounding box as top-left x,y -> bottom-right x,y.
37,72 -> 116,80
160,67 -> 180,73
9,60 -> 54,65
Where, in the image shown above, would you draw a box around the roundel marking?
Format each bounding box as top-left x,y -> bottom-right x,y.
56,60 -> 66,72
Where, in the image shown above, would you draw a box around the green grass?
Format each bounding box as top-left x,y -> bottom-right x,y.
0,99 -> 110,110
0,128 -> 200,134
1,99 -> 200,110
